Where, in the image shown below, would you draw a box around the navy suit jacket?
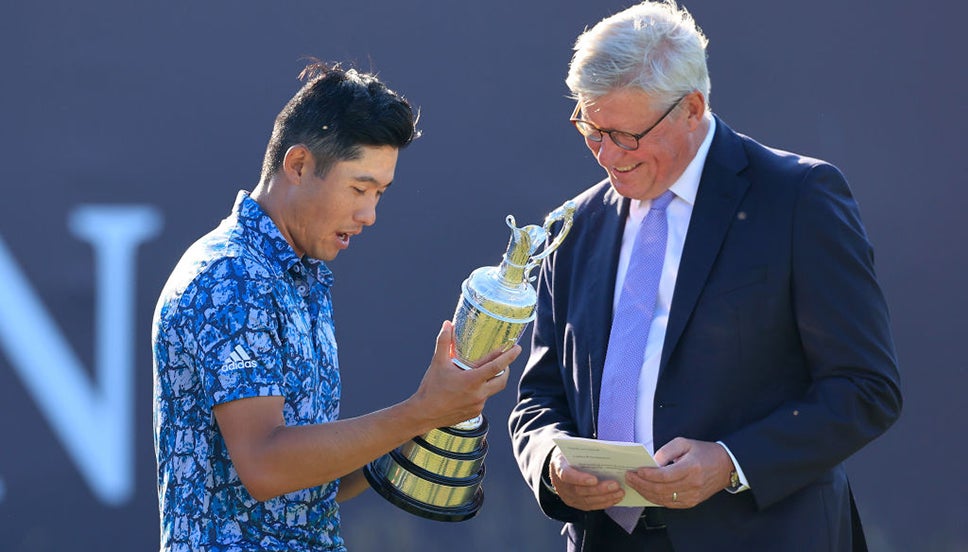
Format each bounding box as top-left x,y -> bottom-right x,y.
508,117 -> 902,551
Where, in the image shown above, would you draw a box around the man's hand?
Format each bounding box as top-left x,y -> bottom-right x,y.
624,437 -> 734,508
406,321 -> 519,433
548,447 -> 625,511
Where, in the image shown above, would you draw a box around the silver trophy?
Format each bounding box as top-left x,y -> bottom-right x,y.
364,200 -> 576,521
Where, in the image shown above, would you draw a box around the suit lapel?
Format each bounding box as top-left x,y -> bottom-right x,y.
661,118 -> 750,372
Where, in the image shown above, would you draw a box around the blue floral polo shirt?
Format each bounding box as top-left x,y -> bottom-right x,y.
152,191 -> 344,551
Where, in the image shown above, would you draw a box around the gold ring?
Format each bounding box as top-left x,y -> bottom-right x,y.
672,491 -> 678,502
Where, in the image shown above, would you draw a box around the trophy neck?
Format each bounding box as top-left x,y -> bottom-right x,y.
499,221 -> 544,285
498,255 -> 527,285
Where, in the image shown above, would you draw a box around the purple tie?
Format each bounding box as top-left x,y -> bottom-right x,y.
597,190 -> 675,533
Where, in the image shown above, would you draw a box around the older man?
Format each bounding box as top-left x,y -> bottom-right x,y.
509,2 -> 901,550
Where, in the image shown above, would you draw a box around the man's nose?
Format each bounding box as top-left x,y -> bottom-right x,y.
594,137 -> 623,167
356,201 -> 377,226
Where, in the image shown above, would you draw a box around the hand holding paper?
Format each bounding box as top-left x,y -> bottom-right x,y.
552,436 -> 660,507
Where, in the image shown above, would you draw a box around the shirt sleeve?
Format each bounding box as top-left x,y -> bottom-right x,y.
188,257 -> 285,407
717,441 -> 751,493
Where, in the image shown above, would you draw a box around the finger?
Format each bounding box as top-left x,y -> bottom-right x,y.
627,468 -> 668,494
663,488 -> 694,509
434,320 -> 454,358
484,345 -> 522,379
551,451 -> 607,488
561,481 -> 625,510
567,494 -> 624,511
629,464 -> 689,486
588,480 -> 622,497
485,365 -> 510,390
653,436 -> 690,466
626,468 -> 696,507
557,464 -> 599,487
590,486 -> 626,508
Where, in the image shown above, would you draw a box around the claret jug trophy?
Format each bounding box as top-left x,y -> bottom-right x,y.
364,200 -> 576,521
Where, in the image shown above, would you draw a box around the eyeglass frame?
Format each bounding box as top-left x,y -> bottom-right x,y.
569,94 -> 688,151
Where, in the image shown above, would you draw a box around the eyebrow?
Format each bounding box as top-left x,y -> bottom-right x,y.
353,175 -> 393,188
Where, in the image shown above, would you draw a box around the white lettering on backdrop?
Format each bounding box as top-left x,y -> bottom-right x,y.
0,205 -> 162,505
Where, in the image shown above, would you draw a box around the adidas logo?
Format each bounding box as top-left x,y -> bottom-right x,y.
222,344 -> 258,370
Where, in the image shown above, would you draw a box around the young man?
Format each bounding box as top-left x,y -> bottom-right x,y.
153,63 -> 518,551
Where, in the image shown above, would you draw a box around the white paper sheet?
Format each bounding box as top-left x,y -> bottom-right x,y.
552,436 -> 660,507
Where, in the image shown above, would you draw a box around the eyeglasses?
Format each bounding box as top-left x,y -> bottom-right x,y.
570,95 -> 686,151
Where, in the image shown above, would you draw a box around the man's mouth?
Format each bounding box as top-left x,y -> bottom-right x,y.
613,163 -> 641,174
337,229 -> 361,248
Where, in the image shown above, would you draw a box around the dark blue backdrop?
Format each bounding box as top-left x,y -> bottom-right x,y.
1,1 -> 964,550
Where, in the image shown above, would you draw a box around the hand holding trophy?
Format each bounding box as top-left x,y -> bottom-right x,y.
364,200 -> 576,521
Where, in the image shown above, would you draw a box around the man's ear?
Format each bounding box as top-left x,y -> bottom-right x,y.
684,91 -> 707,128
282,145 -> 313,182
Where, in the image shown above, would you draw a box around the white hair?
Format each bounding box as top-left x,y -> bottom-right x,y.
566,0 -> 711,111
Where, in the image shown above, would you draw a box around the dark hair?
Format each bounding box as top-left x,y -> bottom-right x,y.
260,61 -> 420,183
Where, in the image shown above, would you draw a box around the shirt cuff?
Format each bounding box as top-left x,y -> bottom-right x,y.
716,441 -> 750,493
541,452 -> 559,496
541,469 -> 559,496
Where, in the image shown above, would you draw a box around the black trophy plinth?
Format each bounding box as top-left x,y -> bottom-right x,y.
363,417 -> 489,522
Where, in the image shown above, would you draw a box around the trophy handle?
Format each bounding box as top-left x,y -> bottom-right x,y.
524,201 -> 577,278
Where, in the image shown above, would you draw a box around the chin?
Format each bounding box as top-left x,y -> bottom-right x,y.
609,179 -> 642,199
302,246 -> 333,261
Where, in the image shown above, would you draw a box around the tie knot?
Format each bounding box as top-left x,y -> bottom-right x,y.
650,190 -> 676,212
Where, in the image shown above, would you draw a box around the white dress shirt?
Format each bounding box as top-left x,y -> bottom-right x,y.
611,115 -> 750,491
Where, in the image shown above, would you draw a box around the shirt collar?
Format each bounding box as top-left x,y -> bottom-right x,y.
232,191 -> 334,288
631,113 -> 716,212
299,257 -> 334,289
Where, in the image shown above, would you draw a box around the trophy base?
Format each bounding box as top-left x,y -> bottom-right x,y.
363,418 -> 489,522
363,458 -> 484,522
